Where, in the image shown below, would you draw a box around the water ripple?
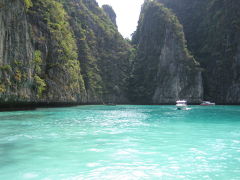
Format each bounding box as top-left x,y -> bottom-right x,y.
0,105 -> 240,179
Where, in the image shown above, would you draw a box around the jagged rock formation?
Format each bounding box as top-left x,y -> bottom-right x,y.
0,0 -> 132,106
158,0 -> 240,104
128,0 -> 203,104
102,5 -> 117,27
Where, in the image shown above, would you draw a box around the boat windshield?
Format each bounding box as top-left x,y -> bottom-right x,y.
176,100 -> 187,104
202,101 -> 210,104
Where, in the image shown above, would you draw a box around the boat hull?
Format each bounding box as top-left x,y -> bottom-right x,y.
176,100 -> 188,110
200,103 -> 215,106
176,105 -> 188,110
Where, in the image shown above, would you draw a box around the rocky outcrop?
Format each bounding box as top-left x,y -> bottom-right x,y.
0,0 -> 87,105
0,0 -> 34,104
102,5 -> 117,27
129,0 -> 203,104
158,0 -> 240,104
151,28 -> 203,104
226,44 -> 240,103
5,0 -> 232,107
62,0 -> 132,104
0,0 -> 132,106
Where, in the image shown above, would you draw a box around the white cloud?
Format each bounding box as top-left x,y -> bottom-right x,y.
96,0 -> 144,38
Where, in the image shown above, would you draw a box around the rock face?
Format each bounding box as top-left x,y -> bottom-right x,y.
158,0 -> 240,104
227,44 -> 240,103
102,5 -> 117,27
0,0 -> 34,104
62,0 -> 132,104
0,0 -> 86,105
129,1 -> 203,104
5,0 -> 235,106
0,0 -> 132,106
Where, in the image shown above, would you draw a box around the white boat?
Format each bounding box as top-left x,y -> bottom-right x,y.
176,100 -> 188,110
200,101 -> 215,106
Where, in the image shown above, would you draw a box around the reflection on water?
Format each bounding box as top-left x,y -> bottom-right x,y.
0,112 -> 53,121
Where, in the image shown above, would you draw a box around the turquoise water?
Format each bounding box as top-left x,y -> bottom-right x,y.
0,105 -> 240,180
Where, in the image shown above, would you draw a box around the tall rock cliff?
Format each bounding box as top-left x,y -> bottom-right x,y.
5,0 -> 237,106
62,0 -> 132,103
158,0 -> 240,104
0,0 -> 132,106
129,0 -> 203,104
0,0 -> 36,104
102,5 -> 117,27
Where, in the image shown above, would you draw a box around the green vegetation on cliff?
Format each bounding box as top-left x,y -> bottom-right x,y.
158,0 -> 240,103
32,51 -> 46,98
24,0 -> 33,9
2,0 -> 239,105
0,0 -> 132,104
102,4 -> 117,27
128,0 -> 202,104
61,0 -> 132,102
28,0 -> 87,100
0,58 -> 29,100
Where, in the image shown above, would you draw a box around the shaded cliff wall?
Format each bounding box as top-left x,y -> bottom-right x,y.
28,0 -> 86,103
158,0 -> 240,104
129,0 -> 203,104
62,0 -> 133,103
0,0 -> 35,104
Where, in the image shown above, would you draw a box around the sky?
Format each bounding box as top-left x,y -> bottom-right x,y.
96,0 -> 144,38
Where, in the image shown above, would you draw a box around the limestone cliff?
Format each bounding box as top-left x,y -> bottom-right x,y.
62,0 -> 132,103
102,5 -> 117,27
0,0 -> 132,106
158,0 -> 240,104
129,1 -> 203,104
0,0 -> 35,104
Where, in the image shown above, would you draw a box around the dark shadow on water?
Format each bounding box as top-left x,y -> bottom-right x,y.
0,113 -> 53,121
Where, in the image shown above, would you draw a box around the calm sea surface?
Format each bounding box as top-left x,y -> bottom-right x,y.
0,105 -> 240,180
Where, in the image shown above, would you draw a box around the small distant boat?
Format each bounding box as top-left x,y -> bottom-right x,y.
176,100 -> 188,110
103,103 -> 117,106
102,101 -> 116,106
106,103 -> 116,106
200,101 -> 215,106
